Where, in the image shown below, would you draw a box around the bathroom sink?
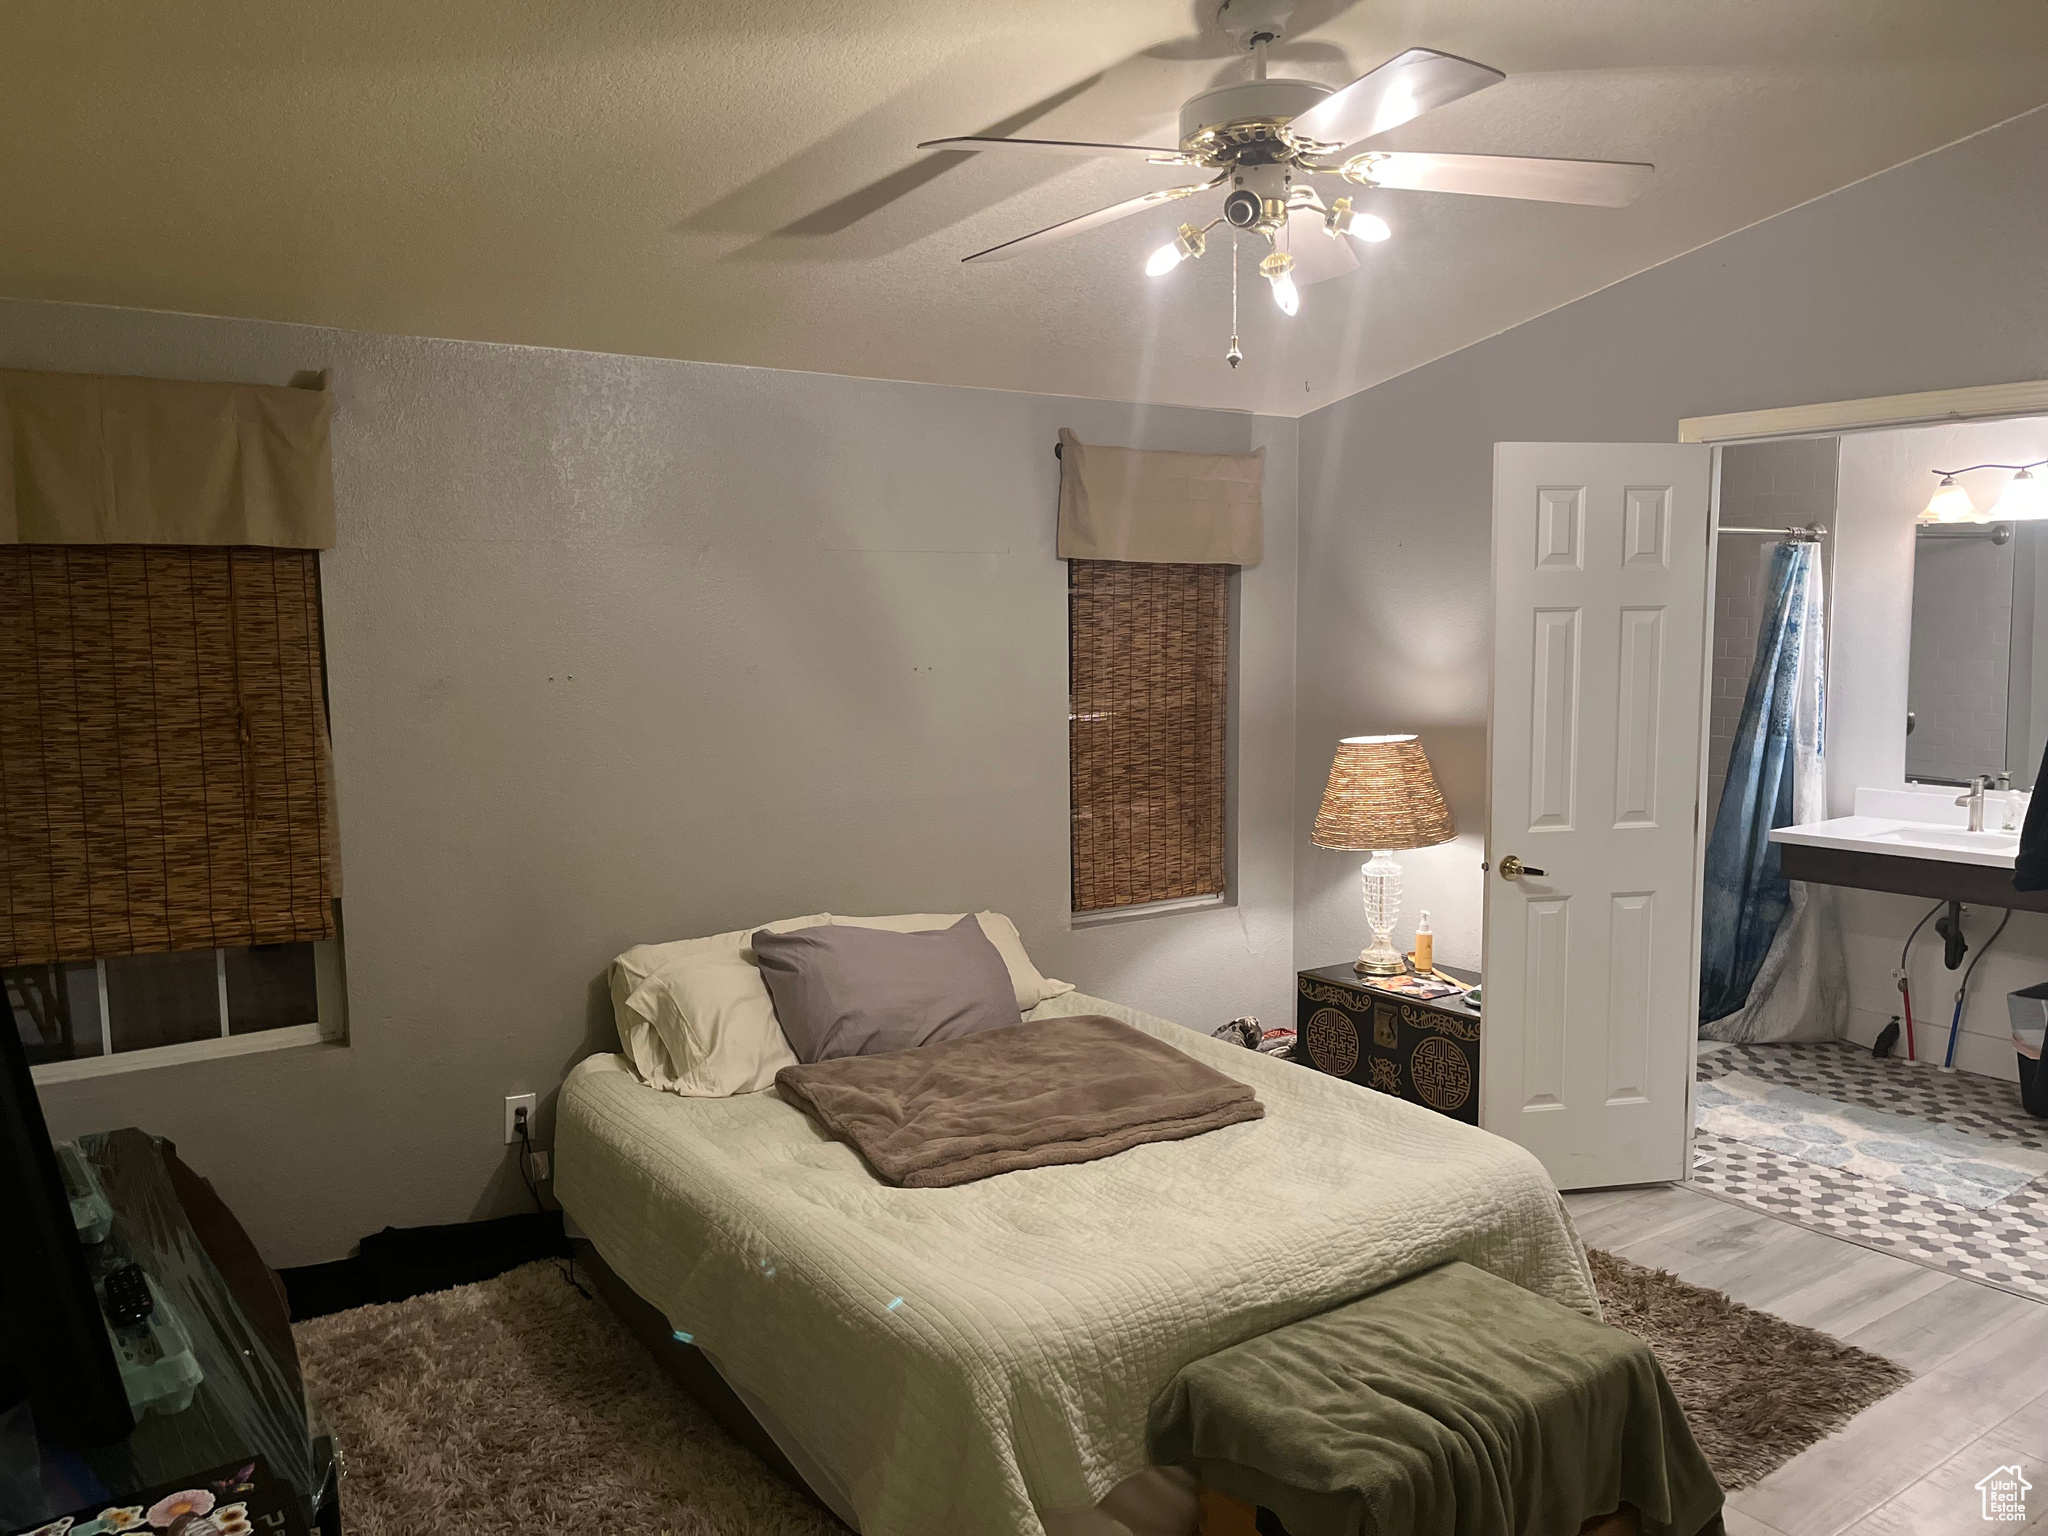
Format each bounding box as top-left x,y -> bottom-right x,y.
1867,825 -> 2019,854
1768,786 -> 2025,869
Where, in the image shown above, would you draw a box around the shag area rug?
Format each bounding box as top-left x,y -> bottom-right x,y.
1587,1249 -> 1909,1490
297,1253 -> 1910,1534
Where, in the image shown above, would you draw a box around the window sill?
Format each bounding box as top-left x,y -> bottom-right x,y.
1071,894 -> 1228,929
30,1023 -> 343,1085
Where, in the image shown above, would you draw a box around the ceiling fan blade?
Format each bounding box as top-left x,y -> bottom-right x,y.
1280,207 -> 1360,286
963,173 -> 1226,263
1359,151 -> 1654,206
1285,48 -> 1505,151
918,135 -> 1198,166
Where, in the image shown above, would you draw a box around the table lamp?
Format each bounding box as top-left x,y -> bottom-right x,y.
1313,734 -> 1456,975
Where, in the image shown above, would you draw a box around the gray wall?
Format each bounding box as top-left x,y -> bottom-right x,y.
1294,104 -> 2048,981
10,300 -> 1298,1266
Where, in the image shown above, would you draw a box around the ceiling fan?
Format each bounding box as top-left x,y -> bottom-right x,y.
920,0 -> 1653,365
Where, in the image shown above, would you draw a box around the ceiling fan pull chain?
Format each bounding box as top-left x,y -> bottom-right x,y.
1226,232 -> 1242,370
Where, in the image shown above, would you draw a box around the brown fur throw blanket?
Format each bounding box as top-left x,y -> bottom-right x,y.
776,1014 -> 1265,1187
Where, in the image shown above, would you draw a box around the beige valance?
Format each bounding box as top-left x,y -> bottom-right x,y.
0,367 -> 334,549
1056,427 -> 1263,566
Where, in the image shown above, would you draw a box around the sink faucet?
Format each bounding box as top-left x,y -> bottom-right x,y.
1957,775 -> 1987,833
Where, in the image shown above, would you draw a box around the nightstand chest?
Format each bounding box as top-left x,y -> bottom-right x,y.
1295,963 -> 1482,1124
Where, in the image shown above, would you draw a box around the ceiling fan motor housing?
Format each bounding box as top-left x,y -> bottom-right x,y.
1219,160 -> 1296,233
1216,0 -> 1298,45
1178,79 -> 1331,164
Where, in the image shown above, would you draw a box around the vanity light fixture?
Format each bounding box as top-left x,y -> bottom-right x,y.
1921,459 -> 2048,523
1918,474 -> 1981,524
1991,466 -> 2048,522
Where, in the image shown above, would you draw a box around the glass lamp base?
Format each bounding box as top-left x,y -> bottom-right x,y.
1353,850 -> 1405,975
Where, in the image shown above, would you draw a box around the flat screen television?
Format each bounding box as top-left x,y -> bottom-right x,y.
0,1006 -> 133,1446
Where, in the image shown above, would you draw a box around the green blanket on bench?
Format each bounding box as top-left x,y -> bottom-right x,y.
1147,1261 -> 1724,1536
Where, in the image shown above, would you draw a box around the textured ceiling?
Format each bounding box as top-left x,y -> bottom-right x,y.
4,2 -> 2047,416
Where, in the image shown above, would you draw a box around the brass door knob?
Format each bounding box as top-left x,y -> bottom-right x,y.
1498,855 -> 1547,880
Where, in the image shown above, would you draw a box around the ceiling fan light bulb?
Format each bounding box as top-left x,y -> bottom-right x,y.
1993,467 -> 2048,521
1258,249 -> 1299,315
1324,197 -> 1391,244
1146,222 -> 1208,277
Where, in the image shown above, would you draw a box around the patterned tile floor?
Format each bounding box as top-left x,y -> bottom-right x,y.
1695,1041 -> 2048,1301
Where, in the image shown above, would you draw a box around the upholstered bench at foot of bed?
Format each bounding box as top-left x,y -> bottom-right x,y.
1149,1261 -> 1725,1536
1197,1489 -> 1647,1536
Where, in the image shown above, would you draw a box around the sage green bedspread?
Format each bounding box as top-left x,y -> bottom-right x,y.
1146,1261 -> 1725,1536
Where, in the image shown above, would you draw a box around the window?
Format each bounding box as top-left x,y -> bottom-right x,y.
0,545 -> 344,1078
1068,559 -> 1229,916
9,938 -> 344,1079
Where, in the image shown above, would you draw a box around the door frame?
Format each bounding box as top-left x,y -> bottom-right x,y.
1678,449 -> 1723,1185
1666,378 -> 2048,1185
1679,379 -> 2048,446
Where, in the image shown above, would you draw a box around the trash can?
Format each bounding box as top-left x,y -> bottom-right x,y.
2007,983 -> 2048,1119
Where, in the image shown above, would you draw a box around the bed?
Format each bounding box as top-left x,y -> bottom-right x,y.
555,988 -> 1598,1536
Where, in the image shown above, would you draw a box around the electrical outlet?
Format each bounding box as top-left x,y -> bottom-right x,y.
529,1150 -> 551,1182
504,1092 -> 537,1145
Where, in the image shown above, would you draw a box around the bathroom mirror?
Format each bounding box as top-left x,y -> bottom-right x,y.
1906,520 -> 2048,789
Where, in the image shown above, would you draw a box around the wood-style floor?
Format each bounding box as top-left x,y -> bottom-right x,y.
1567,1183 -> 2048,1535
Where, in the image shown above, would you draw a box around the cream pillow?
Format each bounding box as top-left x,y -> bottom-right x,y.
606,961 -> 686,1092
611,914 -> 830,1096
829,911 -> 1074,1012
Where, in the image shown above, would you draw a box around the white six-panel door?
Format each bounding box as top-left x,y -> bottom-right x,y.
1483,443 -> 1714,1189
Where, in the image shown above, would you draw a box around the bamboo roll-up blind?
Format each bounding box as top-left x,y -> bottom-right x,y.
1069,558 -> 1228,913
0,545 -> 337,966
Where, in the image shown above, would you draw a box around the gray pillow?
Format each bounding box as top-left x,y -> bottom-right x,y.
753,914 -> 1023,1063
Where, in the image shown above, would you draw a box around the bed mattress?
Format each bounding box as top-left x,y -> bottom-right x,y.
556,990 -> 1597,1536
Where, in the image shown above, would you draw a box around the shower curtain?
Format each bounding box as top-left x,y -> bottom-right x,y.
1700,539 -> 1849,1041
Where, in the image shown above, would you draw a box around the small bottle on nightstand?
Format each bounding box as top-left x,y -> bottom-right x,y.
1412,911 -> 1433,974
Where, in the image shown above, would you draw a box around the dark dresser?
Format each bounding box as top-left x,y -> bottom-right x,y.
14,1130 -> 340,1534
1295,963 -> 1482,1124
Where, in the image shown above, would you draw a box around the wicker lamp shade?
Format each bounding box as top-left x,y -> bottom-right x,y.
1312,735 -> 1456,852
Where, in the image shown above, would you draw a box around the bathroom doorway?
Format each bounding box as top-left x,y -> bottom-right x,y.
1687,407 -> 2048,1301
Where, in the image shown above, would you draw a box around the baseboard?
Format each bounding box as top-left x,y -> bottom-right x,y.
279,1210 -> 569,1320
